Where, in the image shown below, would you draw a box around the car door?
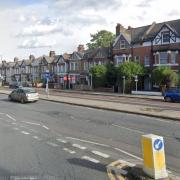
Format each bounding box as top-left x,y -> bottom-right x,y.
177,89 -> 180,101
16,89 -> 23,101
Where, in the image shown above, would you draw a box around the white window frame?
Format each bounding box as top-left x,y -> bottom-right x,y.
162,31 -> 170,44
120,40 -> 125,49
144,55 -> 150,66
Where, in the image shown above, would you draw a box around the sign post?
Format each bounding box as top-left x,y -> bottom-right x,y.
142,134 -> 168,179
45,70 -> 50,98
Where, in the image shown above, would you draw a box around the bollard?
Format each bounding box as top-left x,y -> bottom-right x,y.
142,134 -> 168,179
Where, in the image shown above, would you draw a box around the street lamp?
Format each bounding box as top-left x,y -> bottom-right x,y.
134,75 -> 138,92
122,76 -> 125,94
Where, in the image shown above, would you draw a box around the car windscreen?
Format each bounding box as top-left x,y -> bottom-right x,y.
23,89 -> 36,94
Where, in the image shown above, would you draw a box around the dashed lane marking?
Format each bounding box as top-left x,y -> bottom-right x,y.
56,138 -> 67,143
21,131 -> 30,135
21,121 -> 41,126
81,156 -> 100,163
114,148 -> 143,161
46,142 -> 59,147
63,148 -> 76,154
112,124 -> 145,134
92,150 -> 110,158
6,114 -> 16,121
66,137 -> 110,147
72,144 -> 87,150
13,127 -> 19,130
33,136 -> 41,140
42,125 -> 49,130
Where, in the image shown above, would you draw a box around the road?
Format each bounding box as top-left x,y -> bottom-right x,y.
0,94 -> 180,179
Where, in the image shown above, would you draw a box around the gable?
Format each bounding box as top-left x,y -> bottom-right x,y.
57,56 -> 65,64
113,34 -> 130,50
153,24 -> 180,45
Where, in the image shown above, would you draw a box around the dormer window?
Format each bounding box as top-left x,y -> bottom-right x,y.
162,31 -> 170,44
120,40 -> 125,49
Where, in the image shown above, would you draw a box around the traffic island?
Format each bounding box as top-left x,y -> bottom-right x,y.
107,160 -> 176,180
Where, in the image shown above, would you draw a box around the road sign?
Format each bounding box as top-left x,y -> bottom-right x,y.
154,139 -> 163,151
142,134 -> 168,179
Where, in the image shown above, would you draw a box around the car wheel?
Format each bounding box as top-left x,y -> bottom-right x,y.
164,97 -> 172,102
20,98 -> 26,104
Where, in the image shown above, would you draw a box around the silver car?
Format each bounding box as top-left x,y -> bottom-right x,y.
8,87 -> 39,103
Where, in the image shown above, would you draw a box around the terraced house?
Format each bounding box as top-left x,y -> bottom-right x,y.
113,19 -> 180,90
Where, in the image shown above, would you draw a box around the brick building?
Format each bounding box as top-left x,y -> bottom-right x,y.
113,19 -> 180,90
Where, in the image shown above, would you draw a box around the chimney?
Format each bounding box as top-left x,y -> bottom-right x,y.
77,44 -> 85,53
116,23 -> 126,37
29,54 -> 35,61
49,51 -> 56,58
128,26 -> 132,30
14,57 -> 19,63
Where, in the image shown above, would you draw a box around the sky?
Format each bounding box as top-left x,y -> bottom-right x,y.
0,0 -> 180,61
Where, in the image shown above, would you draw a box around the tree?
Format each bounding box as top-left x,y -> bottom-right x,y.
116,61 -> 144,93
86,30 -> 115,49
152,66 -> 177,91
117,61 -> 144,80
90,65 -> 107,88
105,62 -> 117,86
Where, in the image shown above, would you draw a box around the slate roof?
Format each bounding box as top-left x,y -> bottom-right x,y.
115,19 -> 180,45
83,47 -> 111,59
69,51 -> 84,61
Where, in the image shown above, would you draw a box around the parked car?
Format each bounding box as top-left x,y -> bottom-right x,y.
8,87 -> 39,103
164,87 -> 180,102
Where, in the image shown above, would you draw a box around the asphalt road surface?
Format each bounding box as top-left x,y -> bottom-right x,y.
0,94 -> 180,179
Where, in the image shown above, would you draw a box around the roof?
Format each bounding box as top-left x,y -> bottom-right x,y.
114,19 -> 180,45
83,47 -> 111,59
69,51 -> 84,61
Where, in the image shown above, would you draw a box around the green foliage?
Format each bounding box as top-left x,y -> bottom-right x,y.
175,72 -> 180,86
117,61 -> 144,80
90,65 -> 107,88
105,62 -> 117,86
87,30 -> 115,49
152,67 -> 177,88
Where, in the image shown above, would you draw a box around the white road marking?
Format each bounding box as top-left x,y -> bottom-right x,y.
92,150 -> 110,158
56,138 -> 67,143
42,125 -> 49,130
20,125 -> 38,133
72,144 -> 87,150
12,122 -> 16,125
21,131 -> 30,135
66,137 -> 110,147
33,136 -> 41,140
81,156 -> 100,163
13,127 -> 19,130
6,114 -> 16,121
21,121 -> 41,126
63,148 -> 76,154
46,142 -> 59,147
114,148 -> 143,161
112,124 -> 145,134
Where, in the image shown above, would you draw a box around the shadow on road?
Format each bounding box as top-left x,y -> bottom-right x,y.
67,158 -> 107,172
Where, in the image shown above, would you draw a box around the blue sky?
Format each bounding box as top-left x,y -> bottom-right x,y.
0,0 -> 179,60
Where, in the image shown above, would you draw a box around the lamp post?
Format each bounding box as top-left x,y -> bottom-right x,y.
134,75 -> 138,92
149,74 -> 151,91
122,76 -> 125,94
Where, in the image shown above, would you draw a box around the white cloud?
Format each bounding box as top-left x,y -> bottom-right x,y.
0,0 -> 179,60
18,37 -> 56,49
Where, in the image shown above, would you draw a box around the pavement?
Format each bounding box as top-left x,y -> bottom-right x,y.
0,93 -> 179,179
0,88 -> 179,121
